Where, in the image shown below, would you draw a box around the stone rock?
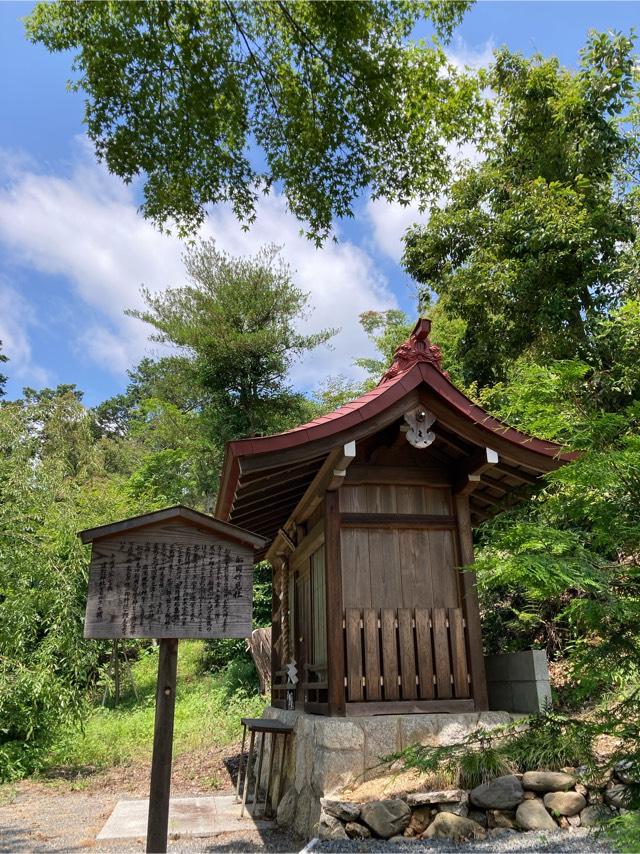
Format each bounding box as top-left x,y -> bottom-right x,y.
522,771 -> 576,792
614,760 -> 638,785
361,799 -> 411,839
315,719 -> 365,751
559,816 -> 570,829
318,811 -> 348,841
294,716 -> 314,791
436,715 -> 481,746
516,799 -> 558,831
470,775 -> 524,810
320,798 -> 361,823
276,786 -> 297,827
580,805 -> 613,827
423,812 -> 485,841
575,783 -> 588,797
522,791 -> 537,800
567,814 -> 581,828
487,809 -> 517,829
543,791 -> 586,816
399,716 -> 441,750
311,746 -> 363,797
406,789 -> 467,806
605,782 -> 630,810
345,821 -> 371,839
489,827 -> 516,837
405,806 -> 432,837
478,711 -> 513,729
363,717 -> 401,778
293,785 -> 314,838
438,802 -> 469,817
468,810 -> 488,828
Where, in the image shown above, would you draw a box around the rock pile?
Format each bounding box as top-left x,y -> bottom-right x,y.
316,765 -> 634,842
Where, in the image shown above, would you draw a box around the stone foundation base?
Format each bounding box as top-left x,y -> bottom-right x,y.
259,707 -> 517,838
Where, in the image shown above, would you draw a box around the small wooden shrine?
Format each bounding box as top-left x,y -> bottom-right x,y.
216,320 -> 576,717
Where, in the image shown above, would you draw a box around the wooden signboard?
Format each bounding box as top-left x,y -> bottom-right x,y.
84,522 -> 254,640
79,506 -> 265,854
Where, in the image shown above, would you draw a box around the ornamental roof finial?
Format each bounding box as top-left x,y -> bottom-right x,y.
379,317 -> 445,383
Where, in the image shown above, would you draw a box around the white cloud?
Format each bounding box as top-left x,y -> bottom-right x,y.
365,198 -> 426,264
446,37 -> 495,72
0,143 -> 397,392
0,281 -> 50,387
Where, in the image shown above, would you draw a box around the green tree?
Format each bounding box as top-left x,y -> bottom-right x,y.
125,241 -> 335,503
0,386 -> 142,779
25,0 -> 481,242
404,31 -> 639,386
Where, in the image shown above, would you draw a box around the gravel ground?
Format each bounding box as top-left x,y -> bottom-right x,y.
311,828 -> 617,854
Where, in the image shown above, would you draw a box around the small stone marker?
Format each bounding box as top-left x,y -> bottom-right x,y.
80,506 -> 265,854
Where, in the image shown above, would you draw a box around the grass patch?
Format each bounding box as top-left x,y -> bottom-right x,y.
44,641 -> 266,773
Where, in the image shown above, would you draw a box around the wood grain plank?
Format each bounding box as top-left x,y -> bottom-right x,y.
345,608 -> 364,702
381,609 -> 399,700
416,530 -> 435,608
397,608 -> 417,700
381,530 -> 402,608
449,607 -> 470,699
363,609 -> 381,700
340,529 -> 372,609
428,531 -> 459,608
324,490 -> 346,715
368,529 -> 386,609
432,608 -> 452,699
414,608 -> 435,700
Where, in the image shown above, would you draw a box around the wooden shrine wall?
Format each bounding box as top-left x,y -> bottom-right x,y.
339,483 -> 460,610
337,478 -> 473,712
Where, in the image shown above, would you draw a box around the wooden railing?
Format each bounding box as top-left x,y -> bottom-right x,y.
343,607 -> 471,704
302,662 -> 328,706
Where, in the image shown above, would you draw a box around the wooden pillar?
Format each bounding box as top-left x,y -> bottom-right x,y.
324,490 -> 345,716
146,638 -> 179,853
270,561 -> 281,707
454,495 -> 489,711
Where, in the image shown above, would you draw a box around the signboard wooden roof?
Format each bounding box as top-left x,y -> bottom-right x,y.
79,504 -> 265,548
79,506 -> 266,641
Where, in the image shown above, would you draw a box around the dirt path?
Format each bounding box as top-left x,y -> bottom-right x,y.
0,747 -> 302,853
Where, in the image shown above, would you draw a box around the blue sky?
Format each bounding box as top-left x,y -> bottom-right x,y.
1,1 -> 638,406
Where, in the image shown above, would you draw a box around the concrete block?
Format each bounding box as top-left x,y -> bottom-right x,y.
485,650 -> 550,683
486,682 -> 513,712
510,680 -> 552,713
485,651 -> 552,714
484,655 -> 511,682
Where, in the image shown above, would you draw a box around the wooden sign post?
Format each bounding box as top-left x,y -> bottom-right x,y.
80,506 -> 265,854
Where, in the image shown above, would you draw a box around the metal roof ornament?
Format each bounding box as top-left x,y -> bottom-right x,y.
403,405 -> 436,449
